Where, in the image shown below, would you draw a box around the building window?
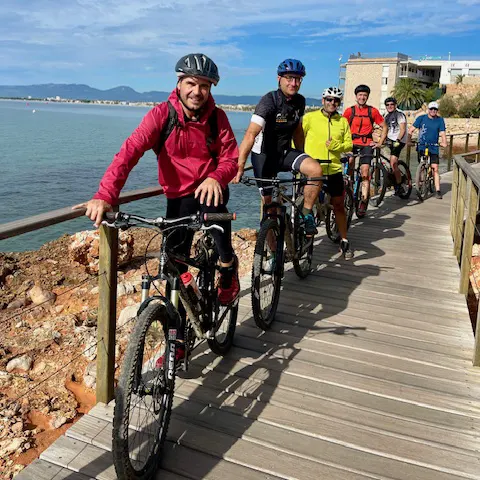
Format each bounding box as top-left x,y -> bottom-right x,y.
382,78 -> 388,85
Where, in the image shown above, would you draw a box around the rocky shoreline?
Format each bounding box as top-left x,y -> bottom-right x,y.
0,227 -> 257,479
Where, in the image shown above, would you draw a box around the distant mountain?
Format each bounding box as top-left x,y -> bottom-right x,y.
0,83 -> 322,106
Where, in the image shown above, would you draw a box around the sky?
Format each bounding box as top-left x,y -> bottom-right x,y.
1,0 -> 479,98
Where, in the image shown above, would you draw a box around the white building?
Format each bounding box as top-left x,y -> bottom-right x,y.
341,53 -> 480,111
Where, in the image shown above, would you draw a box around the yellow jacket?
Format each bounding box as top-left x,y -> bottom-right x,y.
302,109 -> 353,175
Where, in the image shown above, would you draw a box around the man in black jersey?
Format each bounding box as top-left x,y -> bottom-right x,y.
233,58 -> 323,236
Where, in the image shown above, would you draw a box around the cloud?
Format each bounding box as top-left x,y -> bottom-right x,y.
0,0 -> 478,87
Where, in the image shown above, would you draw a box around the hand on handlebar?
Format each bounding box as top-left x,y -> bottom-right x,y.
231,165 -> 245,184
72,198 -> 112,228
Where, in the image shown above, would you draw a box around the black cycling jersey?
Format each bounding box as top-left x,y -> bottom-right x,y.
251,89 -> 305,160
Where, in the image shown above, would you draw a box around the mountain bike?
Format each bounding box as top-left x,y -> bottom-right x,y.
106,210 -> 238,479
241,174 -> 324,330
314,157 -> 354,242
415,143 -> 439,201
368,142 -> 412,207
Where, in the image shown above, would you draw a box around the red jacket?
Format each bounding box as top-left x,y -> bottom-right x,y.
94,90 -> 239,204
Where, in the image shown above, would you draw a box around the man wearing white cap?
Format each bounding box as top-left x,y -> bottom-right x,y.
408,101 -> 447,199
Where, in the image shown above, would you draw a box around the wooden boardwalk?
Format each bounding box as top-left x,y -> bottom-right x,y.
16,171 -> 480,480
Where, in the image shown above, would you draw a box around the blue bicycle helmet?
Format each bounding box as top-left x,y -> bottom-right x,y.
277,59 -> 306,77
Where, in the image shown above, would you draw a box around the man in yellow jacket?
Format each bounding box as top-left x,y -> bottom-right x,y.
303,87 -> 354,259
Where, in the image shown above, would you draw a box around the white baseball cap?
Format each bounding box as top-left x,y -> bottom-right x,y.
428,101 -> 439,109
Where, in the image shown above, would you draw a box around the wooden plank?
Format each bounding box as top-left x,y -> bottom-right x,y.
451,162 -> 459,237
191,349 -> 480,415
40,435 -> 87,468
454,171 -> 467,261
236,314 -> 475,366
233,322 -> 480,379
259,286 -> 470,330
173,381 -> 480,455
66,414 -> 109,444
459,179 -> 478,293
13,459 -> 63,480
168,395 -> 480,478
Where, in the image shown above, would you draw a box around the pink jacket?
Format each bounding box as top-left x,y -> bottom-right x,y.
94,89 -> 239,204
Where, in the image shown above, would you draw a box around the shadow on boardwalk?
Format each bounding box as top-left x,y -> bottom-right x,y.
62,185 -> 455,479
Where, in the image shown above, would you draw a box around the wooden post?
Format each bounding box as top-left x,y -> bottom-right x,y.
465,134 -> 470,153
447,135 -> 454,171
96,223 -> 118,404
459,179 -> 478,293
450,161 -> 459,238
454,171 -> 467,262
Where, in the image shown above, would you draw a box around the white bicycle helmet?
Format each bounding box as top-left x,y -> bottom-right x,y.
322,86 -> 343,99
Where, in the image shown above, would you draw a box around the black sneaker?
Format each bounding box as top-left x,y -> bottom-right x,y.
303,213 -> 318,236
436,191 -> 443,200
340,239 -> 354,260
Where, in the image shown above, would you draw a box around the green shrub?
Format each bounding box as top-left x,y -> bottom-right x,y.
439,95 -> 457,117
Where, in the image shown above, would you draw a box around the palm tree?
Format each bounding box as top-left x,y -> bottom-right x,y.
455,74 -> 465,85
392,78 -> 426,110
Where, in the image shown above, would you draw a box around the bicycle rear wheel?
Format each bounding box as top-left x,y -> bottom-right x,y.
415,162 -> 429,201
293,197 -> 314,278
370,163 -> 388,207
251,218 -> 282,330
207,300 -> 238,355
113,302 -> 175,480
397,160 -> 412,199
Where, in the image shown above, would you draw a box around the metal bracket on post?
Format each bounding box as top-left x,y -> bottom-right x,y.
96,209 -> 118,404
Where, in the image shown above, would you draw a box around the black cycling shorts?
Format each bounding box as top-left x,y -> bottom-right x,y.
388,142 -> 405,158
418,151 -> 439,164
353,145 -> 374,166
323,172 -> 344,198
251,149 -> 310,195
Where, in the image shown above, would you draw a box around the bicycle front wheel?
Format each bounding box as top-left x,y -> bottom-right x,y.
415,162 -> 429,201
293,199 -> 314,278
251,218 -> 282,330
397,161 -> 412,199
370,163 -> 388,207
112,302 -> 175,480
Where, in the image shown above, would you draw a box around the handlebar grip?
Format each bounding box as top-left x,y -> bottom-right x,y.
203,213 -> 236,222
104,211 -> 119,222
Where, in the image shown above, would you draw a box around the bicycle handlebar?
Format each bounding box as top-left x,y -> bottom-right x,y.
241,175 -> 326,186
102,211 -> 236,230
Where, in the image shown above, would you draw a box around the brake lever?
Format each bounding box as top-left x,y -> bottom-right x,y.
200,224 -> 225,234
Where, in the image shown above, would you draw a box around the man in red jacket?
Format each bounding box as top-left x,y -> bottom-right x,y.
74,54 -> 240,329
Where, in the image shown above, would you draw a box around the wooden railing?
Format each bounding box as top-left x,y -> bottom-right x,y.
0,186 -> 164,403
450,150 -> 480,366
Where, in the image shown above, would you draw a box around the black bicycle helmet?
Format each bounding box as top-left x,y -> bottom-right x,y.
277,58 -> 306,77
384,97 -> 397,105
175,53 -> 220,86
354,84 -> 371,95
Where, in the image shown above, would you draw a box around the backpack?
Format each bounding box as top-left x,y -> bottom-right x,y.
348,105 -> 374,142
157,101 -> 219,159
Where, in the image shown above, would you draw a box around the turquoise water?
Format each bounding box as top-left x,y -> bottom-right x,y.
0,100 -> 258,252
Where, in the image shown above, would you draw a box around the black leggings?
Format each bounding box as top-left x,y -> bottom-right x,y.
165,189 -> 233,340
165,188 -> 234,273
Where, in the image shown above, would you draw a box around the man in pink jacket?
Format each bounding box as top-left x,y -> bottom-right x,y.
74,54 -> 240,360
